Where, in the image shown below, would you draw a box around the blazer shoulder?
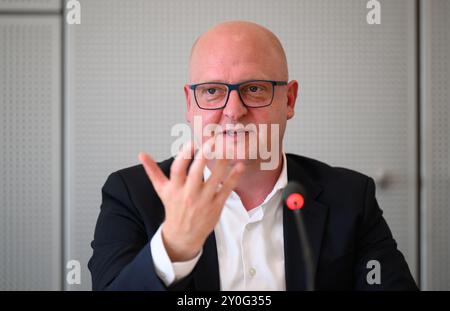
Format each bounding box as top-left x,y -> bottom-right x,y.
286,153 -> 373,201
110,157 -> 175,185
286,153 -> 379,237
101,157 -> 175,231
287,153 -> 370,182
101,156 -> 175,208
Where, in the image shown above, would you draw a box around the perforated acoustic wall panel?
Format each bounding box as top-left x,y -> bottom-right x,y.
421,0 -> 450,291
67,0 -> 418,290
0,16 -> 61,290
283,0 -> 418,281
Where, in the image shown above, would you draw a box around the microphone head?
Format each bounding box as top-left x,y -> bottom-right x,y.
283,181 -> 307,211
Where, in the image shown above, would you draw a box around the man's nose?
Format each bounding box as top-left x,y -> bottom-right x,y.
223,90 -> 247,121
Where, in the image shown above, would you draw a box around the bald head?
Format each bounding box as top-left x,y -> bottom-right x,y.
189,21 -> 289,83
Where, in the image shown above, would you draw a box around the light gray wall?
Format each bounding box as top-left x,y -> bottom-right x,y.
0,1 -> 62,290
420,0 -> 450,291
1,0 -> 449,290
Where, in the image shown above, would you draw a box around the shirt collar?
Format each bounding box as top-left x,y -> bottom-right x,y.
259,152 -> 288,206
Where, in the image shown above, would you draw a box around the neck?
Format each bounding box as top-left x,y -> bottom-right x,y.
227,152 -> 284,211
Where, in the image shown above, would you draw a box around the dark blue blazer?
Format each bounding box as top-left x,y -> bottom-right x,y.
88,153 -> 418,290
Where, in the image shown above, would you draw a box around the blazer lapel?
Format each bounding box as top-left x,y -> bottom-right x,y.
284,155 -> 329,290
193,232 -> 221,290
192,167 -> 221,291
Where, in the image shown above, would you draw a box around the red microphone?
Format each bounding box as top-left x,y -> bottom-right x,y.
283,181 -> 315,291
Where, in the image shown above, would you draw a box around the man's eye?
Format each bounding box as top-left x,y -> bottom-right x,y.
249,86 -> 259,92
207,88 -> 217,95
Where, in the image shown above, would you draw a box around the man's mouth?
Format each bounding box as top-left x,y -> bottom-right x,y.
218,127 -> 254,137
224,129 -> 248,136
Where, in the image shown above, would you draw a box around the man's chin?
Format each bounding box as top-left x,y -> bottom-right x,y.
225,157 -> 253,167
210,153 -> 260,168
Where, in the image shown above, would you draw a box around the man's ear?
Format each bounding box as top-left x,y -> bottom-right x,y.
286,80 -> 298,120
184,84 -> 192,123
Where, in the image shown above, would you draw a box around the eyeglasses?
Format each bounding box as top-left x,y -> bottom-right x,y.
188,80 -> 287,110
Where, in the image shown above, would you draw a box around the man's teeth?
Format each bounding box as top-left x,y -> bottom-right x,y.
225,130 -> 248,136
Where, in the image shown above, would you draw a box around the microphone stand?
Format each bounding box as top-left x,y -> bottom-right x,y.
292,209 -> 315,291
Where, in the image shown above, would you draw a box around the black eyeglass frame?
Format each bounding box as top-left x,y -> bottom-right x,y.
188,80 -> 288,110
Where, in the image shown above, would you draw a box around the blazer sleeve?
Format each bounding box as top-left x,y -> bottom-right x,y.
353,177 -> 419,290
88,171 -> 195,291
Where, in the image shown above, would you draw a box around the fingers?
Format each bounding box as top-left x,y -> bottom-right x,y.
138,152 -> 168,194
204,158 -> 229,196
170,141 -> 196,186
186,137 -> 215,189
214,162 -> 246,204
140,137 -> 242,205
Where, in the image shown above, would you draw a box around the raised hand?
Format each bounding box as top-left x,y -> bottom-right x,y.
138,139 -> 245,261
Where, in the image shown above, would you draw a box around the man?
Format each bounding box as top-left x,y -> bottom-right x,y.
88,21 -> 418,290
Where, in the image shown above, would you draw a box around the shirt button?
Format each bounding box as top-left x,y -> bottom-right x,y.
249,268 -> 256,277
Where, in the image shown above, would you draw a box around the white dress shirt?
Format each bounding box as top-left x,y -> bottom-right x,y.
150,153 -> 287,290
